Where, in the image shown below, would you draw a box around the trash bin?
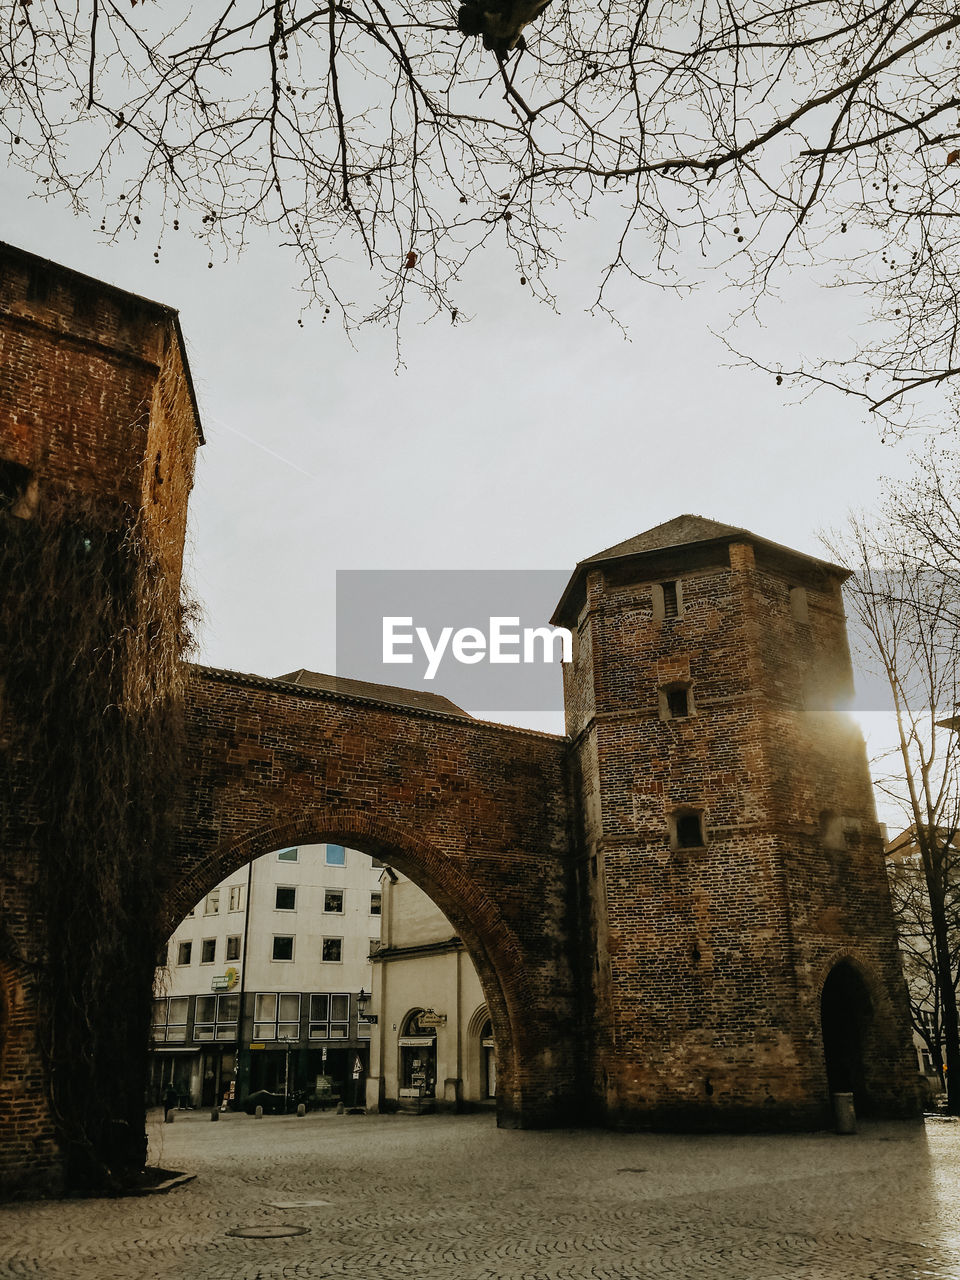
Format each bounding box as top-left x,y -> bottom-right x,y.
832,1091 -> 856,1134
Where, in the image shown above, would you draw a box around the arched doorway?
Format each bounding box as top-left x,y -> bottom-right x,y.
480,1018 -> 496,1100
821,960 -> 873,1110
399,1009 -> 437,1098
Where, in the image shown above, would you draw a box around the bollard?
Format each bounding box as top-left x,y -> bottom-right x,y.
255,1105 -> 263,1119
336,1101 -> 345,1115
297,1103 -> 306,1117
210,1108 -> 220,1121
164,1109 -> 175,1124
832,1091 -> 857,1134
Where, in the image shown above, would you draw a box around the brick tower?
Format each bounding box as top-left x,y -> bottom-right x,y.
0,243 -> 202,1193
555,516 -> 920,1129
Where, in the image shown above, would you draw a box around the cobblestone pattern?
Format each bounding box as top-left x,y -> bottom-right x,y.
2,1112 -> 959,1280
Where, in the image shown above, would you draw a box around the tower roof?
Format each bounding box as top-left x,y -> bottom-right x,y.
552,514 -> 848,624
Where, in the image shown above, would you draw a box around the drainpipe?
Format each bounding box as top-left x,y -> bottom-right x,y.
235,856 -> 255,1104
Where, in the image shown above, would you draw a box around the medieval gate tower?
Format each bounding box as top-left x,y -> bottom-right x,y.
0,244 -> 919,1196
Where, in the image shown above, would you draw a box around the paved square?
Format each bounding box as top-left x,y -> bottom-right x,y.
2,1111 -> 960,1278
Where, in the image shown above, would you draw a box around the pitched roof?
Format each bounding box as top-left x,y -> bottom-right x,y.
552,514 -> 848,624
582,515 -> 754,564
276,669 -> 471,718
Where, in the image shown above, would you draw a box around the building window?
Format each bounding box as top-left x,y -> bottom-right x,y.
322,937 -> 343,963
204,889 -> 220,915
671,810 -> 706,850
324,889 -> 344,913
272,934 -> 295,962
275,885 -> 297,911
370,938 -> 381,956
790,585 -> 809,623
153,996 -> 189,1042
200,938 -> 216,965
653,579 -> 683,621
308,992 -> 349,1039
254,992 -> 301,1041
370,891 -> 382,916
277,847 -> 299,862
213,993 -> 239,1041
225,935 -> 241,962
194,994 -> 216,1040
177,941 -> 193,966
326,843 -> 346,866
659,681 -> 694,721
228,885 -> 244,912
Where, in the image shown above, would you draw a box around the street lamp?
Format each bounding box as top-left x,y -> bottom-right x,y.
357,988 -> 378,1024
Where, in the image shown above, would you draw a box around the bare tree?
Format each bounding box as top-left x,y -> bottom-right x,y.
828,502 -> 960,1111
886,828 -> 960,1095
2,2 -> 958,423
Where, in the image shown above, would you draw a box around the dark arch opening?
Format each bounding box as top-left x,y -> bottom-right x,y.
821,960 -> 873,1111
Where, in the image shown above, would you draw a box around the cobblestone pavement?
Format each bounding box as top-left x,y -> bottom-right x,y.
3,1111 -> 960,1279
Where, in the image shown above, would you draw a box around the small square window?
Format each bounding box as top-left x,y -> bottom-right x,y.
275,885 -> 297,911
200,938 -> 216,964
673,811 -> 705,849
272,935 -> 295,962
322,937 -> 343,963
204,889 -> 220,915
177,941 -> 192,966
277,847 -> 299,862
370,938 -> 380,955
225,935 -> 241,962
370,891 -> 382,916
228,885 -> 243,912
660,681 -> 694,721
324,889 -> 344,913
325,844 -> 346,866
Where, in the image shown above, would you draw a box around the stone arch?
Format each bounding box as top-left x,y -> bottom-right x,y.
162,807 -> 534,1125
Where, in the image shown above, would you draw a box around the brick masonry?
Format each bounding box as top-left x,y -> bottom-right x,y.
0,246 -> 921,1196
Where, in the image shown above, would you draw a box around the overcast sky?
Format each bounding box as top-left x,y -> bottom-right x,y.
1,161 -> 929,820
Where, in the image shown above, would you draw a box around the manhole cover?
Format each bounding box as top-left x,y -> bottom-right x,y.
226,1225 -> 310,1239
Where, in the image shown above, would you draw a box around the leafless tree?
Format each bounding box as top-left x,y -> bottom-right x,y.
2,2 -> 958,424
828,500 -> 960,1110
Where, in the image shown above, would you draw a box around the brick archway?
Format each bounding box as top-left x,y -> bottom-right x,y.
168,666 -> 582,1129
160,808 -> 540,1127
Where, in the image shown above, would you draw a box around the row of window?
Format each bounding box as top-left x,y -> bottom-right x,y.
173,933 -> 380,966
185,884 -> 382,920
650,579 -> 809,623
152,991 -> 370,1043
272,886 -> 381,914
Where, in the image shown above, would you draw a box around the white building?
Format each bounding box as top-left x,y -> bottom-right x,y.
367,871 -> 496,1113
151,841 -> 383,1109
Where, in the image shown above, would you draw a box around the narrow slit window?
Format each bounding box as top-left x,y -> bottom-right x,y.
661,581 -> 679,618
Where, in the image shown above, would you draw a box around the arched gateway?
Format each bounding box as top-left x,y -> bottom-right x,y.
0,244 -> 922,1197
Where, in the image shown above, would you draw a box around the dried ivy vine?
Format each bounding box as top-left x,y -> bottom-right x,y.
0,493 -> 193,1190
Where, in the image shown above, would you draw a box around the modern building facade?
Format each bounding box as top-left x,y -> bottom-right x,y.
151,842 -> 383,1109
367,871 -> 494,1112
